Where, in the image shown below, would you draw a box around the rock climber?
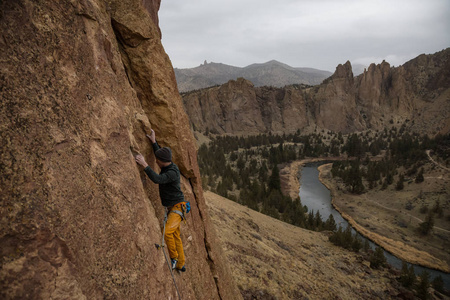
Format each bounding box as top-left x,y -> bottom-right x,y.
135,129 -> 189,272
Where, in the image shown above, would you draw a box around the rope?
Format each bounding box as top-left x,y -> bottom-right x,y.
160,208 -> 182,300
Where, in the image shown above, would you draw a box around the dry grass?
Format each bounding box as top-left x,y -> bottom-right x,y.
205,191 -> 403,299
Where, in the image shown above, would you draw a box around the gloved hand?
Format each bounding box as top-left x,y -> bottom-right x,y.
185,202 -> 191,213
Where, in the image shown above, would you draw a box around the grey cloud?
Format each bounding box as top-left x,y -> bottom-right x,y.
159,0 -> 450,71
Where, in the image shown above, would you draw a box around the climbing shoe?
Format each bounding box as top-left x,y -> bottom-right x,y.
176,265 -> 186,272
170,258 -> 178,270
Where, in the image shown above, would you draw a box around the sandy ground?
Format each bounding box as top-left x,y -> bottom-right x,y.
205,191 -> 404,299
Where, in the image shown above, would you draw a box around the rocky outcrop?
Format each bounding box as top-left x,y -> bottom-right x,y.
183,49 -> 450,135
310,61 -> 364,132
0,0 -> 240,299
183,78 -> 309,135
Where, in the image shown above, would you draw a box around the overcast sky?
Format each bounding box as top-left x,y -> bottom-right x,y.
159,0 -> 450,72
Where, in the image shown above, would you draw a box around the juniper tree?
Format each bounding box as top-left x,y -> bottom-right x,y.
399,261 -> 416,288
431,275 -> 444,294
268,164 -> 281,191
419,211 -> 434,235
369,246 -> 386,269
396,173 -> 405,190
324,214 -> 337,231
416,270 -> 430,300
351,235 -> 362,252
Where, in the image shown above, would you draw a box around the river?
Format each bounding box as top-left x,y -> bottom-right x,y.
299,161 -> 450,290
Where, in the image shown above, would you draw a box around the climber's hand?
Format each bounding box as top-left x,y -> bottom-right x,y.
135,154 -> 149,168
146,129 -> 156,144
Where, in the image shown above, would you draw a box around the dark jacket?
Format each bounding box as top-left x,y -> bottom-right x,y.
144,142 -> 185,207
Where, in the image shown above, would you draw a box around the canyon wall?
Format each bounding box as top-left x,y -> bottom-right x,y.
183,49 -> 450,135
0,0 -> 240,299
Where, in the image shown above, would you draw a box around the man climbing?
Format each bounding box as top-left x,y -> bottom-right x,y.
135,129 -> 188,272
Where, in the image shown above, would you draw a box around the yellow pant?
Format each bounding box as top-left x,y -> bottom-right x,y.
165,203 -> 185,268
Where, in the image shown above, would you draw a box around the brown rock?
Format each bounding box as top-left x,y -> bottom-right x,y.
183,78 -> 309,135
0,0 -> 239,299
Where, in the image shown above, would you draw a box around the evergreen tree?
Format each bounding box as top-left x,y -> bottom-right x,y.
307,210 -> 315,229
259,161 -> 269,182
369,246 -> 386,269
329,226 -> 344,247
415,168 -> 424,183
324,214 -> 337,231
431,275 -> 444,294
344,133 -> 365,158
381,179 -> 388,190
236,156 -> 245,170
432,200 -> 443,218
399,261 -> 416,288
344,160 -> 365,194
314,210 -> 323,230
342,226 -> 353,250
386,172 -> 394,185
419,211 -> 434,235
416,270 -> 430,300
268,165 -> 281,191
363,239 -> 370,252
396,174 -> 405,190
351,235 -> 362,252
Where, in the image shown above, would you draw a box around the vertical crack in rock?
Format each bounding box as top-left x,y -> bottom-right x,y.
111,20 -> 134,89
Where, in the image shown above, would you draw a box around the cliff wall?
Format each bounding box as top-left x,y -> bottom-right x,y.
0,0 -> 240,299
183,49 -> 450,135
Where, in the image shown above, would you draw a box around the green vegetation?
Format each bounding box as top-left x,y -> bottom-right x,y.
418,211 -> 435,235
369,246 -> 387,269
399,261 -> 416,288
330,131 -> 449,194
431,275 -> 444,294
399,262 -> 448,298
198,129 -> 449,296
416,270 -> 430,300
328,225 -> 363,252
198,130 -> 449,233
198,131 -> 348,231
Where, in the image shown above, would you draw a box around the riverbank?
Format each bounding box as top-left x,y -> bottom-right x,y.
280,157 -> 342,200
317,163 -> 450,273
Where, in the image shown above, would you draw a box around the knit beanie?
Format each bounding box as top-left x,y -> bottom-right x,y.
155,147 -> 172,162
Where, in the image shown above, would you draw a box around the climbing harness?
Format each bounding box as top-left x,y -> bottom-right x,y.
155,207 -> 182,300
170,202 -> 188,224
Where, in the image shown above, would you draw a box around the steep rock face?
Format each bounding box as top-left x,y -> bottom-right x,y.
310,61 -> 364,132
183,78 -> 266,135
183,49 -> 450,135
255,85 -> 309,133
355,61 -> 414,128
183,78 -> 309,135
0,1 -> 239,299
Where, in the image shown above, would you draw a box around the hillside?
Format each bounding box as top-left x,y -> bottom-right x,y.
205,191 -> 405,299
175,60 -> 332,92
182,49 -> 450,135
0,1 -> 239,299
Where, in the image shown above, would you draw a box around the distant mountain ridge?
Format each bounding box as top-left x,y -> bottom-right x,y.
182,48 -> 450,135
174,60 -> 332,92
